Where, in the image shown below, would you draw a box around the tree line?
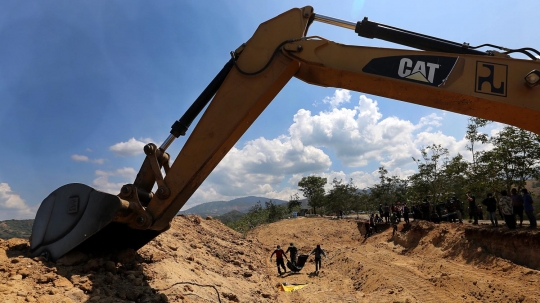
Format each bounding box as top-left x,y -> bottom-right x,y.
297,119 -> 540,215
225,119 -> 540,234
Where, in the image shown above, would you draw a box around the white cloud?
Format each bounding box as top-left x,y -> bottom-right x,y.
92,158 -> 105,164
97,90 -> 491,210
186,94 -> 436,205
417,113 -> 443,131
289,94 -> 424,169
109,137 -> 154,157
92,167 -> 137,194
191,136 -> 332,201
321,89 -> 351,108
0,183 -> 35,220
71,154 -> 105,164
72,154 -> 89,162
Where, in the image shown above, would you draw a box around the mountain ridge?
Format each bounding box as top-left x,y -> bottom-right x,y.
179,196 -> 288,216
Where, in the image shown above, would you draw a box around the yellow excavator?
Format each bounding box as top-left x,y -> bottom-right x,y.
30,6 -> 540,261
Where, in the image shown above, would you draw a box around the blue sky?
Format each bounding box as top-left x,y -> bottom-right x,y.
1,0 -> 538,219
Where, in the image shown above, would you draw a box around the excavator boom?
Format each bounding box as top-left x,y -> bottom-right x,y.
30,6 -> 540,260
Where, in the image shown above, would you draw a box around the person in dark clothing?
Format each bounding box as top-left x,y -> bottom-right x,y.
403,204 -> 410,224
511,188 -> 524,227
421,200 -> 430,221
369,213 -> 378,233
390,212 -> 399,236
466,192 -> 478,225
412,204 -> 422,221
482,193 -> 498,227
383,204 -> 390,223
430,210 -> 441,223
451,196 -> 463,223
396,201 -> 402,222
477,205 -> 484,220
285,243 -> 298,266
521,188 -> 537,228
270,245 -> 288,275
309,244 -> 327,273
364,220 -> 372,239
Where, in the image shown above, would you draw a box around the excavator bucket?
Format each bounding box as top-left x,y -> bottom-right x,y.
29,183 -> 160,261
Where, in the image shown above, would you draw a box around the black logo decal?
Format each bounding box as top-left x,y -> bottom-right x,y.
362,55 -> 458,87
475,61 -> 507,97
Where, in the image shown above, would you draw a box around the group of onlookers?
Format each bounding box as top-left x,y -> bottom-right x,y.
496,188 -> 537,229
378,202 -> 410,224
373,188 -> 537,230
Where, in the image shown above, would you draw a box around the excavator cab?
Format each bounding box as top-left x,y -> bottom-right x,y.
30,6 -> 540,261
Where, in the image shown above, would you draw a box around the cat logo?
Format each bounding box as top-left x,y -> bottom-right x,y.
362,55 -> 458,87
475,61 -> 507,97
397,58 -> 440,84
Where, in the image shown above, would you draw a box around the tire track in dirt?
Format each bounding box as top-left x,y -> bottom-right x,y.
350,241 -> 455,303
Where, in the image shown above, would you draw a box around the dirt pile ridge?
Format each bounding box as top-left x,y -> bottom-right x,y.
2,215 -> 540,302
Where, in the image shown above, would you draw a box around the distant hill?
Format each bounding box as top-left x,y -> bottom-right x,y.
0,197 -> 287,239
213,210 -> 246,224
0,219 -> 33,239
179,196 -> 288,216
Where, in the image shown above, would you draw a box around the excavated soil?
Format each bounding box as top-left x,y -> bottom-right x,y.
2,215 -> 540,302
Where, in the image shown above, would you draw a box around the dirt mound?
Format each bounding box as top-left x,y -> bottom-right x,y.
2,216 -> 540,302
0,215 -> 276,303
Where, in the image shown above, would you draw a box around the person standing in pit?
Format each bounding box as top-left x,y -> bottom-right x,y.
285,243 -> 298,266
309,244 -> 327,273
270,245 -> 288,276
369,213 -> 378,233
364,219 -> 372,239
390,212 -> 399,236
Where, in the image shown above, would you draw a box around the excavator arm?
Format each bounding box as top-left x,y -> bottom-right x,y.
30,6 -> 540,260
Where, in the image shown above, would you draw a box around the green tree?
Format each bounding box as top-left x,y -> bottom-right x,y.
409,144 -> 449,204
465,118 -> 491,193
226,199 -> 289,235
326,178 -> 359,215
352,189 -> 369,216
465,118 -> 490,169
479,126 -> 540,192
369,167 -> 408,209
298,175 -> 327,215
441,154 -> 469,199
287,193 -> 302,212
265,200 -> 287,223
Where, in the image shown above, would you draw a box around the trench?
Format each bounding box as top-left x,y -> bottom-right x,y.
391,220 -> 540,270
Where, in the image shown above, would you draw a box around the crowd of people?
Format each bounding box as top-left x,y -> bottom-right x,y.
362,188 -> 537,238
